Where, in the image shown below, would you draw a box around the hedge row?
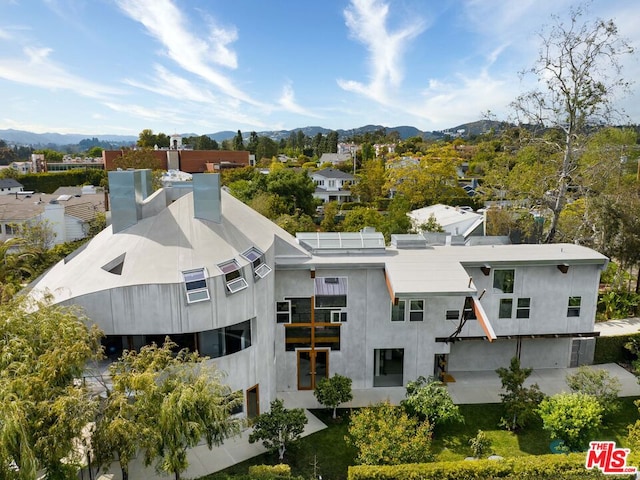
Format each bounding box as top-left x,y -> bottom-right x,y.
594,333 -> 640,364
348,454 -> 635,480
17,169 -> 106,194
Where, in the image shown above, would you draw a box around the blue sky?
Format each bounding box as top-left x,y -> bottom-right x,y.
1,0 -> 639,136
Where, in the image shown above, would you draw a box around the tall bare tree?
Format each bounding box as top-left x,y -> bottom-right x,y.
511,4 -> 633,243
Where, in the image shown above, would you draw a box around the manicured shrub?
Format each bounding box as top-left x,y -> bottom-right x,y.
347,453 -> 630,479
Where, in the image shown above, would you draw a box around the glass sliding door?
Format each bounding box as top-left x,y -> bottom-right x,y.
297,349 -> 329,390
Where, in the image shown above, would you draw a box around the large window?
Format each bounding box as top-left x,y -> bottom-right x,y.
241,246 -> 272,280
101,319 -> 252,360
493,269 -> 515,294
218,259 -> 248,294
182,268 -> 210,303
198,319 -> 252,358
568,296 -> 581,317
373,348 -> 404,387
391,299 -> 425,322
314,277 -> 347,308
283,295 -> 341,351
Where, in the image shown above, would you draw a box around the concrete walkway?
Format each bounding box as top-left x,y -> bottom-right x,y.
594,317 -> 640,336
95,408 -> 327,480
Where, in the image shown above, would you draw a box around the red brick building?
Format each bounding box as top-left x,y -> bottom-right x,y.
103,149 -> 250,173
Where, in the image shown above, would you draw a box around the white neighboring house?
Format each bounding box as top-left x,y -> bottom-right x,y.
409,204 -> 484,240
0,189 -> 105,245
310,168 -> 357,204
0,179 -> 25,195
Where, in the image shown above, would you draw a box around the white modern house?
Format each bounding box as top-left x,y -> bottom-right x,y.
409,204 -> 484,240
310,168 -> 357,204
29,170 -> 607,418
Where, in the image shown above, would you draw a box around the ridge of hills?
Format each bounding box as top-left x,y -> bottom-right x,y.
0,120 -> 504,147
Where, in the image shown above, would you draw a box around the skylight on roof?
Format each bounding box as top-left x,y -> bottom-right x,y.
182,267 -> 210,304
241,246 -> 272,280
296,231 -> 386,253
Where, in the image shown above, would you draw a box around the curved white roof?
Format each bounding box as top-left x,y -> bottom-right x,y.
30,189 -> 308,304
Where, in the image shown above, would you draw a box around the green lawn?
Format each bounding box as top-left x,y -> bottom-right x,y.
202,398 -> 640,480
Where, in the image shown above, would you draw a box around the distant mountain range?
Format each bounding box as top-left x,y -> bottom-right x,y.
0,120 -> 505,147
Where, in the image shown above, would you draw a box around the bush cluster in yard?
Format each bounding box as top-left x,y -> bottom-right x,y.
347,453 -> 634,480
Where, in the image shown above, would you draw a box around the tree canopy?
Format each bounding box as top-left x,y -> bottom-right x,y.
95,338 -> 242,480
248,399 -> 307,461
0,298 -> 103,479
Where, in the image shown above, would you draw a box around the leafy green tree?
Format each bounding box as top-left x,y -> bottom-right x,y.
0,238 -> 36,302
379,196 -> 412,241
352,159 -> 387,204
346,401 -> 432,465
319,201 -> 340,232
496,357 -> 545,431
246,131 -> 259,155
249,399 -> 308,461
256,136 -> 279,162
275,213 -> 316,235
385,146 -> 465,209
86,146 -> 103,157
511,5 -> 633,243
418,213 -> 445,233
592,185 -> 640,293
233,130 -> 245,151
565,366 -> 621,417
266,169 -> 316,216
401,376 -> 463,428
137,129 -> 157,148
314,374 -> 353,419
469,430 -> 492,458
14,219 -> 57,251
35,148 -> 63,163
93,388 -> 149,480
249,192 -> 288,220
98,339 -> 242,480
0,298 -> 103,479
341,207 -> 384,233
538,393 -> 603,451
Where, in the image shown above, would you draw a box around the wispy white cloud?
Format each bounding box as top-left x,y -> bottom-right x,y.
124,64 -> 220,104
410,70 -> 515,126
115,0 -> 265,107
0,46 -> 122,98
338,0 -> 426,103
278,82 -> 323,118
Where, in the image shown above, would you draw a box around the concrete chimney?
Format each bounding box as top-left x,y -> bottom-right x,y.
193,173 -> 221,223
108,169 -> 151,233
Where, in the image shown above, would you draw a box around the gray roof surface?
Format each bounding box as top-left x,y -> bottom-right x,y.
312,168 -> 355,180
0,193 -> 104,222
0,178 -> 24,188
30,189 -> 309,303
278,240 -> 608,297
